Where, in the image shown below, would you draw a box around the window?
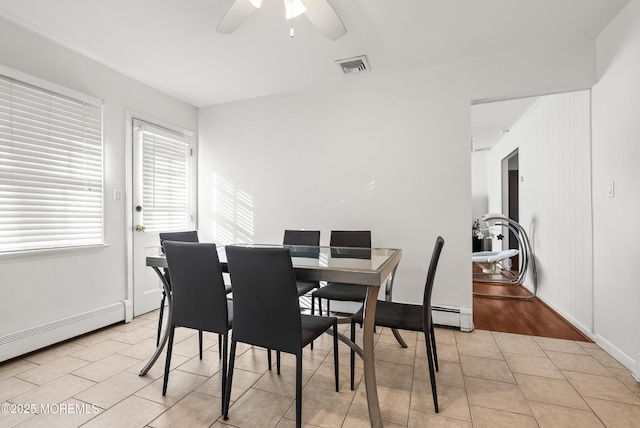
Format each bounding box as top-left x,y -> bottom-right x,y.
0,66 -> 104,253
134,120 -> 191,232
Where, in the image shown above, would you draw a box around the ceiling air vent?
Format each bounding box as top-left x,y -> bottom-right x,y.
336,55 -> 370,75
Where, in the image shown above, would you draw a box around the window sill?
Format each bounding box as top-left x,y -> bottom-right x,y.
0,244 -> 110,264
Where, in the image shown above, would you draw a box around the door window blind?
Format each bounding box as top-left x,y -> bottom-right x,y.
0,71 -> 103,252
138,123 -> 191,232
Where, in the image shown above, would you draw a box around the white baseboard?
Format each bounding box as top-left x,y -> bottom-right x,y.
535,294 -> 596,341
0,302 -> 125,363
122,299 -> 133,322
595,334 -> 639,374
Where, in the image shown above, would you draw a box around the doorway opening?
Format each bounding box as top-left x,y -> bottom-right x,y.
470,93 -> 593,342
504,150 -> 519,272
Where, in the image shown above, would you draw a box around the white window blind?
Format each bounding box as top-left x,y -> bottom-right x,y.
138,122 -> 190,232
0,70 -> 103,253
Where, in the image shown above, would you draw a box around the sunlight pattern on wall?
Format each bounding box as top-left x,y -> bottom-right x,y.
213,175 -> 254,244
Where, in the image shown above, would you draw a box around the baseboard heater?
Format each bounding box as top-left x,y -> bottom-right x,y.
0,302 -> 126,363
432,305 -> 474,332
303,298 -> 474,333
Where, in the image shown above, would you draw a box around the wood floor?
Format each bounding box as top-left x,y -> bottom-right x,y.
472,280 -> 591,342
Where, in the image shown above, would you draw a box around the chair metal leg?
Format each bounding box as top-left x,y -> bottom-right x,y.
267,349 -> 272,370
310,298 -> 317,350
277,351 -> 281,375
223,340 -> 237,420
430,322 -> 439,372
221,333 -> 228,414
350,319 -> 356,390
199,330 -> 203,360
162,326 -> 176,396
218,333 -> 222,358
333,323 -> 339,392
296,353 -> 302,428
424,330 -> 439,413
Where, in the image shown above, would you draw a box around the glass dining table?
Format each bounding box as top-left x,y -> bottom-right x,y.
143,244 -> 402,428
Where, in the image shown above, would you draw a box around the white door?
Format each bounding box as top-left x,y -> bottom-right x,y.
132,118 -> 193,317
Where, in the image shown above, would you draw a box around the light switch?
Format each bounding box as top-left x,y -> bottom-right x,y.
114,189 -> 122,202
607,181 -> 615,198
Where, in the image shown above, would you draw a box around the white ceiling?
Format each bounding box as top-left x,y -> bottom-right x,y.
471,97 -> 539,151
0,0 -> 630,108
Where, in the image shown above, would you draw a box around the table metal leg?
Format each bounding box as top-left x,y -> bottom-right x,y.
384,266 -> 407,349
363,285 -> 383,428
139,267 -> 171,376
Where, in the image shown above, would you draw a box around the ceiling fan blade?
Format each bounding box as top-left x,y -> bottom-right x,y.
216,0 -> 258,34
303,0 -> 347,41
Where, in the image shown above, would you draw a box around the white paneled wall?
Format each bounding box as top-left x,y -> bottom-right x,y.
487,91 -> 594,336
593,0 -> 640,374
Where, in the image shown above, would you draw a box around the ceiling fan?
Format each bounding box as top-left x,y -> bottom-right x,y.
216,0 -> 347,41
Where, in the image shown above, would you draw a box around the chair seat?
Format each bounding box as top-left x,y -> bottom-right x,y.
352,301 -> 423,331
301,314 -> 336,347
296,281 -> 318,296
312,283 -> 367,302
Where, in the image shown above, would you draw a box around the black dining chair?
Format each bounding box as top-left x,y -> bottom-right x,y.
311,230 -> 371,317
283,229 -> 321,297
158,231 -> 199,347
263,230 -> 322,369
162,241 -> 233,413
159,231 -> 231,359
223,246 -> 339,428
350,236 -> 444,413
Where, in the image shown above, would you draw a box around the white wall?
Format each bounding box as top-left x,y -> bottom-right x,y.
0,17 -> 197,341
487,92 -> 594,337
198,39 -> 598,327
199,72 -> 472,312
592,0 -> 640,373
471,151 -> 489,224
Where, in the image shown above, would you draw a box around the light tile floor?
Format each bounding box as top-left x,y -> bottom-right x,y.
1,310 -> 639,427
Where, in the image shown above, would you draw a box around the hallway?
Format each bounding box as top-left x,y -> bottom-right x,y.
473,282 -> 591,342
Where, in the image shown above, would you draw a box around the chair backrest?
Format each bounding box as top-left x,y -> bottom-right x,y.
159,230 -> 199,253
163,241 -> 229,333
158,230 -> 200,286
329,230 -> 371,248
283,230 -> 320,246
225,246 -> 302,354
422,236 -> 445,331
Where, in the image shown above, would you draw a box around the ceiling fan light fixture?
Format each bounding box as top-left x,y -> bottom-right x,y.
284,0 -> 307,19
217,0 -> 346,40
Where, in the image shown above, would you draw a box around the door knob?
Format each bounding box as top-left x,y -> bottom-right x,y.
135,225 -> 146,232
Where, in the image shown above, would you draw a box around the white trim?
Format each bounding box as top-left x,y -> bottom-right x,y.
0,63 -> 103,106
0,244 -> 108,263
595,334 -> 639,373
632,356 -> 640,383
536,293 -> 596,341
